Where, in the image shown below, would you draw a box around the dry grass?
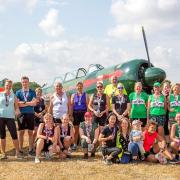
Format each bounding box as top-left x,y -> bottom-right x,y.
0,132 -> 179,180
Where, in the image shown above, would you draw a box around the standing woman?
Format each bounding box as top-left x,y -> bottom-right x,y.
168,83 -> 180,126
112,83 -> 130,122
70,82 -> 89,150
33,87 -> 46,142
129,82 -> 149,129
161,81 -> 171,143
88,81 -> 109,132
147,82 -> 166,137
48,82 -> 70,124
0,80 -> 21,159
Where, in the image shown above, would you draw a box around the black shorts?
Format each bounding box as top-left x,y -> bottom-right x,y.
0,117 -> 18,139
34,117 -> 43,127
18,113 -> 35,131
93,114 -> 107,126
53,118 -> 62,124
144,148 -> 156,158
73,111 -> 86,126
42,139 -> 53,152
131,118 -> 147,127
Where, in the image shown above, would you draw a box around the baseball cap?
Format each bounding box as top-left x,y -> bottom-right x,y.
84,112 -> 92,117
132,119 -> 141,125
117,83 -> 124,89
153,82 -> 161,87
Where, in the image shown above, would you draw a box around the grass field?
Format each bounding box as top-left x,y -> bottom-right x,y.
0,132 -> 179,180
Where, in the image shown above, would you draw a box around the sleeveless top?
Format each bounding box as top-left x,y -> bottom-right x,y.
52,92 -> 68,119
169,94 -> 180,118
34,98 -> 45,120
42,124 -> 55,138
60,124 -> 71,137
149,94 -> 166,116
0,91 -> 15,119
73,92 -> 87,111
92,93 -> 106,112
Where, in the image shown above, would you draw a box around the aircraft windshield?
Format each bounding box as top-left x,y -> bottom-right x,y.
64,71 -> 76,82
76,68 -> 87,78
87,64 -> 104,74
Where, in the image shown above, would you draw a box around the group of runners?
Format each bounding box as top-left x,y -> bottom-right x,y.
0,75 -> 179,165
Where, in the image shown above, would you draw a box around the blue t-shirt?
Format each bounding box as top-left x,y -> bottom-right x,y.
16,89 -> 36,114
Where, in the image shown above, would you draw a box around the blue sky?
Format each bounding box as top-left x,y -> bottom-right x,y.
0,0 -> 180,84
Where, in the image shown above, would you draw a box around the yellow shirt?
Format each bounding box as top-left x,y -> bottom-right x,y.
104,84 -> 127,111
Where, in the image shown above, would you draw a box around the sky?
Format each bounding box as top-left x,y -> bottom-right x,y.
0,0 -> 180,85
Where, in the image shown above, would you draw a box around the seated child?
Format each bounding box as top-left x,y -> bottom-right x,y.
129,119 -> 145,160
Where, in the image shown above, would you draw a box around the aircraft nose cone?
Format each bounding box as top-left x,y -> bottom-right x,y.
144,67 -> 166,86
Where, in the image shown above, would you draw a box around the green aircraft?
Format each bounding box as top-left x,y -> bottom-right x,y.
42,59 -> 166,97
42,27 -> 166,97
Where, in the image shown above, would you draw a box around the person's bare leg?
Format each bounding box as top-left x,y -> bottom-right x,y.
18,130 -> 25,151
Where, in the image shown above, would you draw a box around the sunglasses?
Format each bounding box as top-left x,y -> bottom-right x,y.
118,87 -> 124,90
97,86 -> 103,89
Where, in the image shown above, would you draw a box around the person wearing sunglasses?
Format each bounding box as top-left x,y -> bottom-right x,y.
104,76 -> 127,112
88,81 -> 109,132
112,83 -> 130,122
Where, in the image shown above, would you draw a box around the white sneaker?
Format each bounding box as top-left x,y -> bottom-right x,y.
155,152 -> 167,164
35,157 -> 40,163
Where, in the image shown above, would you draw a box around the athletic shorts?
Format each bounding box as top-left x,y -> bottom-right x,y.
131,118 -> 147,127
73,111 -> 86,126
0,117 -> 18,139
18,113 -> 35,131
93,114 -> 107,126
150,115 -> 165,127
34,117 -> 43,127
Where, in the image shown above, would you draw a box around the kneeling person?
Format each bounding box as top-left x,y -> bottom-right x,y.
79,112 -> 99,159
59,114 -> 74,158
35,113 -> 60,163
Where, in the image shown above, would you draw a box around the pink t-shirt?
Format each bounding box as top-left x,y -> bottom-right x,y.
143,130 -> 158,152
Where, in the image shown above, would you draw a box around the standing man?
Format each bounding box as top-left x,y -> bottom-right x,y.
16,76 -> 36,156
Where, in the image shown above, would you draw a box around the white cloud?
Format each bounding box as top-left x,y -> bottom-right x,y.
108,0 -> 180,39
0,39 -> 130,85
39,8 -> 65,37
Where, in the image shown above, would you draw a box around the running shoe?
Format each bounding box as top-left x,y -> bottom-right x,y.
0,154 -> 7,160
35,157 -> 41,163
104,159 -> 112,165
155,152 -> 167,164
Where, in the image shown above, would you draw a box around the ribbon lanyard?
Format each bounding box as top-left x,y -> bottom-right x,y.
45,126 -> 53,137
86,123 -> 92,138
97,95 -> 102,112
175,95 -> 179,106
58,95 -> 62,105
23,90 -> 29,102
62,126 -> 68,137
118,95 -> 124,105
5,93 -> 10,107
78,93 -> 82,106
